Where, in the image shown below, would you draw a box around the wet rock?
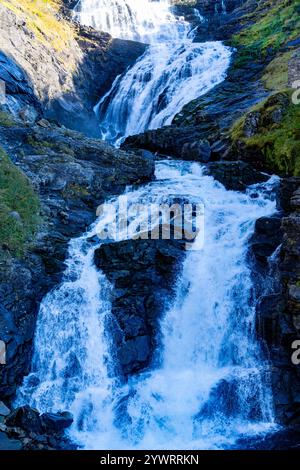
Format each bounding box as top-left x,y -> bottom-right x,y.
41,412 -> 73,434
255,216 -> 282,235
122,125 -> 211,160
5,406 -> 43,434
0,122 -> 155,399
291,189 -> 300,212
279,178 -> 300,213
2,406 -> 75,450
205,161 -> 268,191
250,216 -> 283,264
94,238 -> 186,375
0,401 -> 10,417
256,294 -> 287,347
181,139 -> 211,162
281,214 -> 300,280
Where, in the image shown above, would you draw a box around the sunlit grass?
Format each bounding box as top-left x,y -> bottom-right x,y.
0,0 -> 74,51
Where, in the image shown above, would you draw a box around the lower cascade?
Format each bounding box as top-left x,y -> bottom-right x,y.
17,161 -> 278,449
15,0 -> 280,450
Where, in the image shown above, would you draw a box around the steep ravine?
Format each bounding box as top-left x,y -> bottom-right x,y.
0,0 -> 299,451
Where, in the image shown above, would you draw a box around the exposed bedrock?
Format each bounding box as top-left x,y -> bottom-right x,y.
94,238 -> 186,376
0,3 -> 146,137
252,177 -> 300,425
0,121 -> 154,401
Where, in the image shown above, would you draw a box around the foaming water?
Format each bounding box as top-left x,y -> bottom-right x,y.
74,0 -> 231,144
17,161 -> 279,449
74,0 -> 183,42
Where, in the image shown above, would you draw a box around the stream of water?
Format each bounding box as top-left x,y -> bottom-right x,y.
74,0 -> 231,144
16,0 -> 279,450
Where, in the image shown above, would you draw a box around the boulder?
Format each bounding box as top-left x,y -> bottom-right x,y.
41,412 -> 73,434
181,139 -> 211,162
205,161 -> 268,191
250,216 -> 283,265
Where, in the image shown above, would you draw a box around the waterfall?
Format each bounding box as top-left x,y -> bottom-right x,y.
16,0 -> 279,450
74,0 -> 231,144
17,161 -> 278,449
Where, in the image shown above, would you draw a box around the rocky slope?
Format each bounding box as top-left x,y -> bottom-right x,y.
0,0 -> 299,450
122,0 -> 300,427
0,0 -> 153,450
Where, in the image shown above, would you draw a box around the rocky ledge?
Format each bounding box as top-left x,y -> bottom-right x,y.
0,404 -> 76,450
250,177 -> 300,425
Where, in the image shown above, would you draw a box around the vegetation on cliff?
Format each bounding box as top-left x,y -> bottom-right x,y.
0,147 -> 40,255
0,0 -> 74,51
228,0 -> 300,176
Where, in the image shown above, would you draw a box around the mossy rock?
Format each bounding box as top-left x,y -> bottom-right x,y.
231,91 -> 300,176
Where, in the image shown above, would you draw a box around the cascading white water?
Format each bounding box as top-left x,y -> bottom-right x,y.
74,0 -> 231,144
17,161 -> 278,449
74,0 -> 181,42
16,0 -> 279,450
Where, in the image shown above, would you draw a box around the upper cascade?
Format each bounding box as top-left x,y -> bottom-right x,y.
73,0 -> 189,43
73,0 -> 231,144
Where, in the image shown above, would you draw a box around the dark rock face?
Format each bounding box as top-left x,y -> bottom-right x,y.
41,411 -> 73,433
0,3 -> 146,137
250,215 -> 283,265
5,406 -> 43,434
0,121 -> 154,400
48,26 -> 146,137
205,161 -> 268,191
254,177 -> 300,424
0,52 -> 41,123
172,0 -> 246,42
2,406 -> 74,450
122,125 -> 214,159
94,238 -> 186,376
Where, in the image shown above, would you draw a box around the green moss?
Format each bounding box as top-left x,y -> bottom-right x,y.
62,183 -> 89,199
231,92 -> 300,176
27,135 -> 74,156
0,147 -> 40,256
231,0 -> 300,66
262,50 -> 293,91
0,111 -> 15,127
